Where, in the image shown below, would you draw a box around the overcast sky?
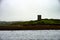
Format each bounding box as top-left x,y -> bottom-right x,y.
0,0 -> 60,21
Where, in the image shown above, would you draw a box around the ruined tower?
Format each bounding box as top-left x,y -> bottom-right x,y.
37,15 -> 41,21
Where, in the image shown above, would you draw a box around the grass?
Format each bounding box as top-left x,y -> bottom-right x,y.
10,19 -> 60,25
0,19 -> 60,30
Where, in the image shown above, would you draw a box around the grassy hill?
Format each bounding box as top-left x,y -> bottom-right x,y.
0,19 -> 60,30
10,19 -> 60,25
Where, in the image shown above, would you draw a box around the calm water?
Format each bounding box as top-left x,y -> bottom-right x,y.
0,30 -> 60,40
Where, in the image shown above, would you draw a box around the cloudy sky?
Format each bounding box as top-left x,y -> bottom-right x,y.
0,0 -> 60,21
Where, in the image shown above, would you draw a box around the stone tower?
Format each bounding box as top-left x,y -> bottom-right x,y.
37,15 -> 41,21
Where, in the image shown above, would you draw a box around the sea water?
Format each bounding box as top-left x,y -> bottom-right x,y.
0,30 -> 60,40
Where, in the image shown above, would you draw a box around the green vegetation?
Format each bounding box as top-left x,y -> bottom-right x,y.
0,19 -> 60,30
10,19 -> 60,25
0,19 -> 60,25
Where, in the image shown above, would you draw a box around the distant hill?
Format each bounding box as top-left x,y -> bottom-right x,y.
0,19 -> 60,30
10,19 -> 60,25
0,19 -> 60,26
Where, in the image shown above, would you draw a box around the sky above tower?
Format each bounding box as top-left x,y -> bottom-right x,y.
0,0 -> 60,21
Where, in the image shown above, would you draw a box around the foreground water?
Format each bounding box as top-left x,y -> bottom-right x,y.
0,30 -> 60,40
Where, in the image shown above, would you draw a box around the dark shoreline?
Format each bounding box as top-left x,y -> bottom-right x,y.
0,24 -> 60,30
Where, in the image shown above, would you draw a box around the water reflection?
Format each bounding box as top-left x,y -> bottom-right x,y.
0,30 -> 60,40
